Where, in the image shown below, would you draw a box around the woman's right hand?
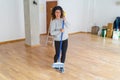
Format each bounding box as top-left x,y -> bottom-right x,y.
60,29 -> 64,32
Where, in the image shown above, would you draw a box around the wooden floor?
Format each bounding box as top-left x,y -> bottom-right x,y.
0,33 -> 120,80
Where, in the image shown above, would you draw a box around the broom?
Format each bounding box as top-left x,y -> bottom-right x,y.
52,20 -> 65,71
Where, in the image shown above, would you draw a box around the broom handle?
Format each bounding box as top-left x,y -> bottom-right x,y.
58,20 -> 64,62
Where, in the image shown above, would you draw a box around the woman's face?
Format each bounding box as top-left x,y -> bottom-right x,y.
55,10 -> 61,19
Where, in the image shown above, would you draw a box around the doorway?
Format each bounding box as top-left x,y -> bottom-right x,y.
46,1 -> 57,34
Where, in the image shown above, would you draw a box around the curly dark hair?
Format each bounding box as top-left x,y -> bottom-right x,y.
51,6 -> 64,20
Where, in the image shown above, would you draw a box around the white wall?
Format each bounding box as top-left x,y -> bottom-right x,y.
81,0 -> 94,32
0,0 -> 25,42
58,0 -> 84,33
94,0 -> 120,27
39,0 -> 46,34
58,0 -> 95,33
82,0 -> 95,32
58,0 -> 120,32
24,0 -> 40,46
1,0 -> 120,42
46,0 -> 57,1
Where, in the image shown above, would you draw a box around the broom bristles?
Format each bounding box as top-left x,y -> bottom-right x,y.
52,62 -> 64,68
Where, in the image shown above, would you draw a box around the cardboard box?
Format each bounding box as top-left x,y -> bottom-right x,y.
91,26 -> 99,35
107,23 -> 113,29
106,30 -> 113,38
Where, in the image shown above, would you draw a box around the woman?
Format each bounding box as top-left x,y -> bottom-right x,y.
50,6 -> 69,72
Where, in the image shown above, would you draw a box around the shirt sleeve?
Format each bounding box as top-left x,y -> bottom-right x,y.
50,20 -> 60,36
64,20 -> 69,28
64,20 -> 70,32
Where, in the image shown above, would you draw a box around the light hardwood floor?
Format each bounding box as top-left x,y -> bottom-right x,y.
0,33 -> 120,80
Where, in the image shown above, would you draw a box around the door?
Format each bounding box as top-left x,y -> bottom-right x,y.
46,1 -> 57,34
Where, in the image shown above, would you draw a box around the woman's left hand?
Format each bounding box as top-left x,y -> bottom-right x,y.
63,17 -> 66,22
